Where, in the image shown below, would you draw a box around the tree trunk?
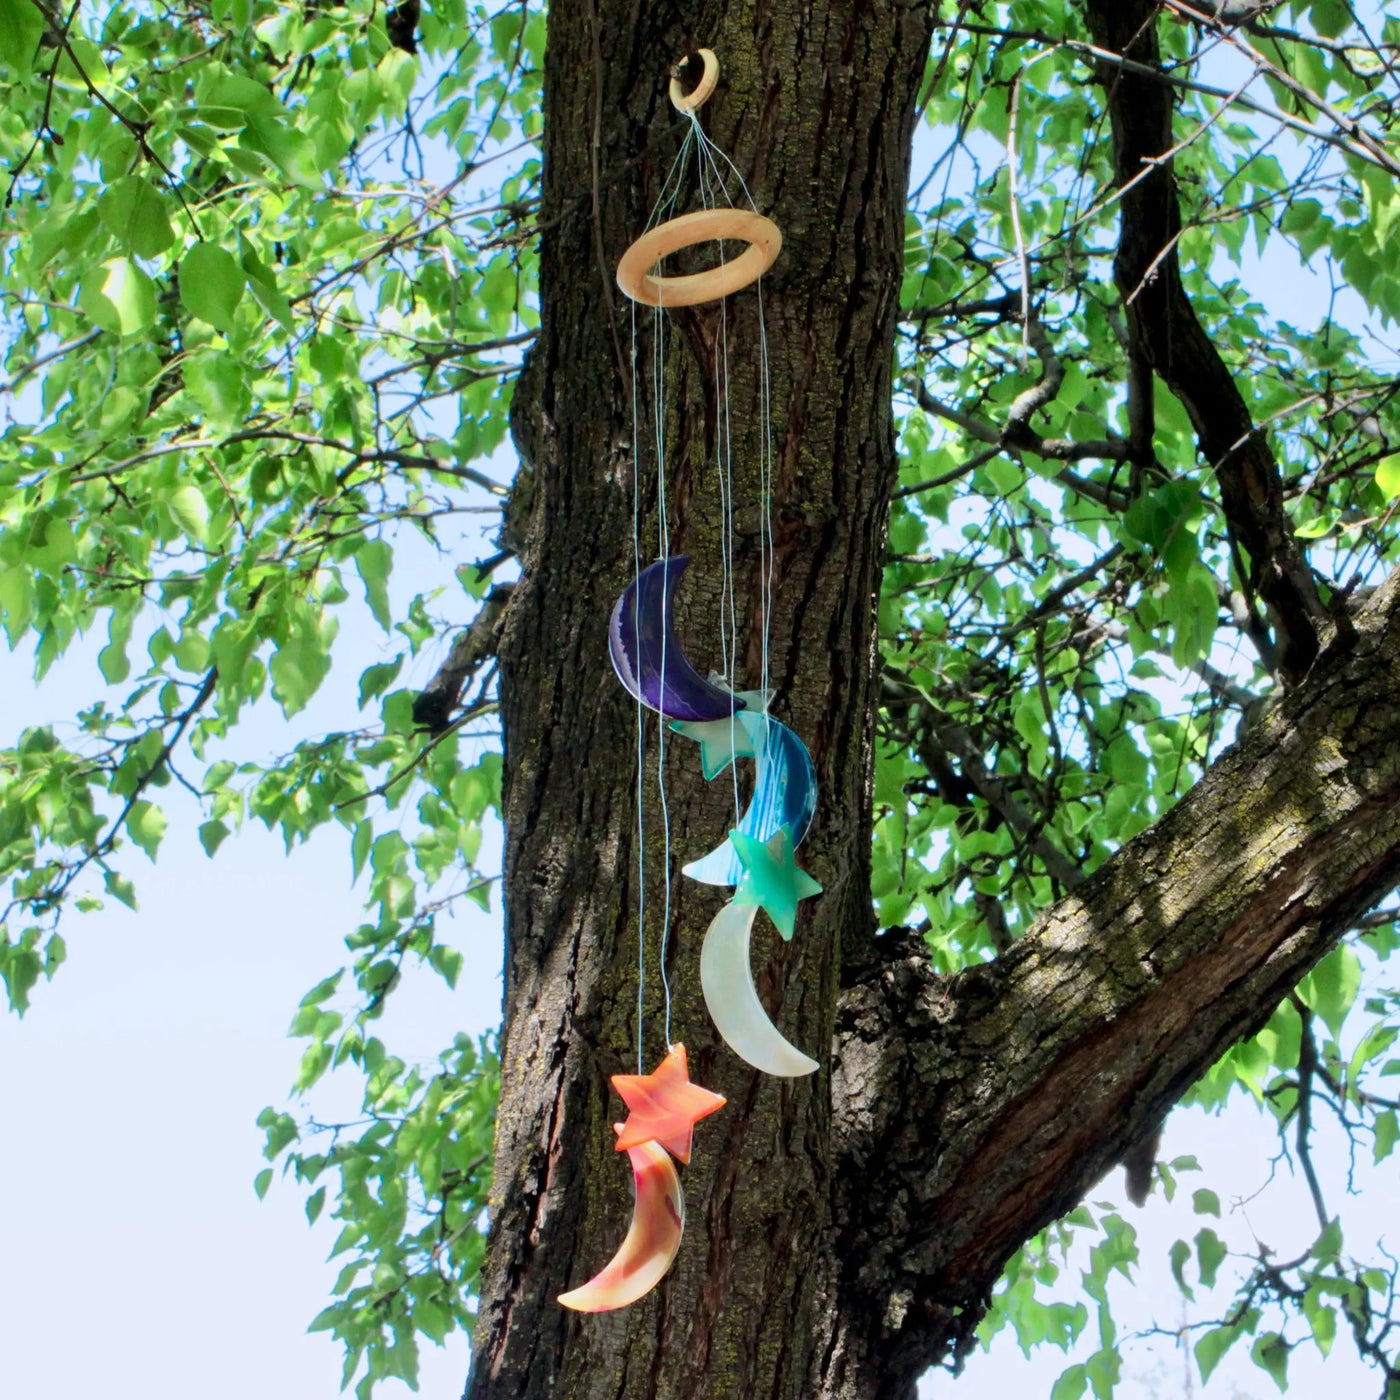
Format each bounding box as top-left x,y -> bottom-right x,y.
467,3 -> 1400,1398
470,2 -> 931,1397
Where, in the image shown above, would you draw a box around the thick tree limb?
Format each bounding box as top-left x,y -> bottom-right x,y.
820,566 -> 1400,1397
1083,0 -> 1328,683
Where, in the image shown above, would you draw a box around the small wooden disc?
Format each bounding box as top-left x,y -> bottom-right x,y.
669,49 -> 719,113
616,208 -> 782,307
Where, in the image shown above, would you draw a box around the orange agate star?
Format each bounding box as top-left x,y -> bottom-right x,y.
611,1044 -> 725,1164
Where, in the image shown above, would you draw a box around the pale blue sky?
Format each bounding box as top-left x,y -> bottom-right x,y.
0,524 -> 504,1398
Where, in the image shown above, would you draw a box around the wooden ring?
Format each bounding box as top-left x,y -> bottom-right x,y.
616,208 -> 782,307
669,49 -> 719,113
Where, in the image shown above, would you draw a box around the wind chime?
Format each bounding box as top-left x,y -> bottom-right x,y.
558,49 -> 821,1314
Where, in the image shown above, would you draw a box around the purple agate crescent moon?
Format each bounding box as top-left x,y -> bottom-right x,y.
609,557 -> 747,723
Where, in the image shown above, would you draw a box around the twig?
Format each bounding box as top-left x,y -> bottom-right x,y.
1163,0 -> 1400,179
932,18 -> 1400,179
1289,993 -> 1332,1233
884,670 -> 1086,891
1,667 -> 219,926
0,329 -> 101,394
333,698 -> 500,811
4,0 -> 77,207
1005,71 -> 1031,365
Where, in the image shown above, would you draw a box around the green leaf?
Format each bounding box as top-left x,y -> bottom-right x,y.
1169,1239 -> 1194,1299
79,258 -> 158,335
356,539 -> 394,631
0,938 -> 42,1013
1309,0 -> 1350,38
104,870 -> 137,910
308,1303 -> 340,1333
299,974 -> 344,1010
199,820 -> 231,857
1013,694 -> 1048,771
1050,1364 -> 1088,1400
0,564 -> 33,643
1196,1227 -> 1228,1288
351,820 -> 373,879
180,243 -> 247,332
168,485 -> 210,544
1196,1325 -> 1242,1384
1191,1188 -> 1220,1218
428,944 -> 463,989
241,245 -> 295,331
1376,454 -> 1400,501
1084,1348 -> 1120,1400
97,176 -> 176,258
1298,946 -> 1362,1038
253,1167 -> 274,1199
457,560 -> 494,600
358,657 -> 404,709
1251,1332 -> 1289,1392
0,0 -> 46,77
270,610 -> 338,717
258,1107 -> 298,1159
240,110 -> 322,187
1312,1217 -> 1343,1264
99,608 -> 134,684
126,800 -> 167,859
1304,1285 -> 1337,1357
183,352 -> 250,427
1375,1109 -> 1399,1163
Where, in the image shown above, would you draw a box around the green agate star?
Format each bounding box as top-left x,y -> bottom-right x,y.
729,827 -> 822,941
669,689 -> 770,780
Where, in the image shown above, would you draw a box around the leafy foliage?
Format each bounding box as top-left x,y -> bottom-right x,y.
4,0 -> 1400,1395
874,0 -> 1400,1393
288,1029 -> 500,1399
1,0 -> 537,1387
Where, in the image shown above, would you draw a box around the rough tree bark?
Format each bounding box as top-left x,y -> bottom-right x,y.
466,4 -> 1400,1399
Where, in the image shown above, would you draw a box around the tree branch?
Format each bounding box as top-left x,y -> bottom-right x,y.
412,585 -> 511,734
906,376 -> 1133,509
824,566 -> 1400,1395
1083,0 -> 1328,683
883,671 -> 1087,892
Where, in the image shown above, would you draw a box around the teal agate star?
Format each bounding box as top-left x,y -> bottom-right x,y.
669,689 -> 770,780
729,827 -> 822,941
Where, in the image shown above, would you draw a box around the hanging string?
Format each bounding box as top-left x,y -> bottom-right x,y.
630,298 -> 646,1075
686,108 -> 744,827
757,271 -> 775,707
688,115 -> 778,730
649,133 -> 695,1055
629,126 -> 696,1072
653,290 -> 677,1049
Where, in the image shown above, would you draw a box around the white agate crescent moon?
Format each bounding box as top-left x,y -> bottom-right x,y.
700,901 -> 818,1077
557,1133 -> 685,1312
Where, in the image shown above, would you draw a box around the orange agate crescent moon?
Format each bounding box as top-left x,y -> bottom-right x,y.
557,1128 -> 686,1313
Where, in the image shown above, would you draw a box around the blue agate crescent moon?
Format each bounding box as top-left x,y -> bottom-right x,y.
609,557 -> 748,723
682,710 -> 817,886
